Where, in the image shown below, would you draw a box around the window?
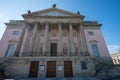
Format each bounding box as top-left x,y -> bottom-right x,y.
88,31 -> 94,35
5,44 -> 15,57
91,44 -> 100,57
118,59 -> 120,63
13,31 -> 19,35
113,59 -> 117,64
81,61 -> 87,70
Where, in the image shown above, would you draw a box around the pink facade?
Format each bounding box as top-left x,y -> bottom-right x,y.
84,29 -> 110,57
0,24 -> 23,57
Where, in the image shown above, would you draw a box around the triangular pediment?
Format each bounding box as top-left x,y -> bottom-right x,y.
22,7 -> 84,18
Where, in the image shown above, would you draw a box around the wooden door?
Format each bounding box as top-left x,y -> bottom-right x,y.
29,61 -> 39,78
64,61 -> 73,77
46,61 -> 56,77
50,43 -> 57,56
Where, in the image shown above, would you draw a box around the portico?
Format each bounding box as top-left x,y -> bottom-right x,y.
21,21 -> 88,57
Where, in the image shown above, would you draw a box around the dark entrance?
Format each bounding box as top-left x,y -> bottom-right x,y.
50,43 -> 57,56
64,61 -> 73,77
29,61 -> 39,78
46,61 -> 56,77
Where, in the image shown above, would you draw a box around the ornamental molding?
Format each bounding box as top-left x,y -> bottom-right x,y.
8,39 -> 18,43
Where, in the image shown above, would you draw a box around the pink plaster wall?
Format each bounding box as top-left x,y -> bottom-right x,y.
84,29 -> 110,57
0,26 -> 22,57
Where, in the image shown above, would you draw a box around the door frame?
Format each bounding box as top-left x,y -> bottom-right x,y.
50,43 -> 57,56
29,61 -> 39,78
64,61 -> 73,77
46,61 -> 56,77
49,40 -> 58,55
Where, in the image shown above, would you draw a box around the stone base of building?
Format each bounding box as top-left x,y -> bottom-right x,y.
2,56 -> 96,78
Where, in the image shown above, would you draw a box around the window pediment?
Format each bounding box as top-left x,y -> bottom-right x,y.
8,39 -> 17,43
89,40 -> 98,43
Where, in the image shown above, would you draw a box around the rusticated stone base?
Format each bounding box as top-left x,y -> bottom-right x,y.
3,56 -> 96,78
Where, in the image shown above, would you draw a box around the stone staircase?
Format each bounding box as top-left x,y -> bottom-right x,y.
0,58 -> 10,79
93,57 -> 120,79
15,77 -> 100,80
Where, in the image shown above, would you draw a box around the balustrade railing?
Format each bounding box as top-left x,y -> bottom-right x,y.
13,51 -> 90,57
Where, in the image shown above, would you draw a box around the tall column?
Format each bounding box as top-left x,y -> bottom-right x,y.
58,23 -> 62,55
14,22 -> 27,56
77,24 -> 84,55
23,25 -> 31,52
33,28 -> 40,53
29,23 -> 38,54
43,23 -> 49,54
80,23 -> 89,55
69,23 -> 75,54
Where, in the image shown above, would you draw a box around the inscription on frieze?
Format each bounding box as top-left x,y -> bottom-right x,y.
38,11 -> 70,16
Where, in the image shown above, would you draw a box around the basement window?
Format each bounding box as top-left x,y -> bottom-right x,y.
81,61 -> 87,70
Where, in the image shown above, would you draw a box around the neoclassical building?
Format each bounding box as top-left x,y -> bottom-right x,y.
0,6 -> 110,78
111,52 -> 120,64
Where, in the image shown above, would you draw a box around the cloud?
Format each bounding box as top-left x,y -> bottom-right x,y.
107,45 -> 120,54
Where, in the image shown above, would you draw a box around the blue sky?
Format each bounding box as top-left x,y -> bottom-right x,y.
0,0 -> 120,54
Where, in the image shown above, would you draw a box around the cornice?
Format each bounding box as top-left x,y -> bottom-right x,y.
83,21 -> 102,27
5,23 -> 23,26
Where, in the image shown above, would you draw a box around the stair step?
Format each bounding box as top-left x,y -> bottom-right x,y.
15,77 -> 100,80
